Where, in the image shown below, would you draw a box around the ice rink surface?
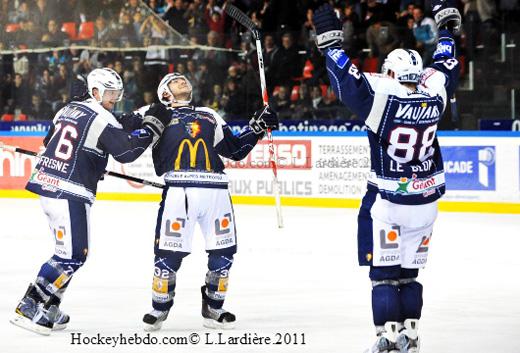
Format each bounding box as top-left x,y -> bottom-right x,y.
0,198 -> 519,353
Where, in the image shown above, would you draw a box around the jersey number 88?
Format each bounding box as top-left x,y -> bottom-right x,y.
387,125 -> 437,164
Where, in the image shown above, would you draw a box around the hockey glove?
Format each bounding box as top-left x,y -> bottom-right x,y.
70,74 -> 89,102
312,4 -> 343,52
432,0 -> 462,34
433,29 -> 456,60
249,105 -> 279,135
117,111 -> 143,132
142,103 -> 171,141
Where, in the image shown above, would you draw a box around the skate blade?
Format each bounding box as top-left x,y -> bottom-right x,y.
203,318 -> 235,330
52,322 -> 68,331
10,313 -> 51,336
143,322 -> 163,332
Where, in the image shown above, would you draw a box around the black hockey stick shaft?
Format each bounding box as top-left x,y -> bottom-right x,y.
2,145 -> 166,189
225,4 -> 259,38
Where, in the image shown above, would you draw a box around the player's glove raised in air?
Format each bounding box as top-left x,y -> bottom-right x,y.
249,105 -> 279,136
312,4 -> 343,52
142,103 -> 171,141
117,111 -> 143,132
70,74 -> 89,102
432,0 -> 461,34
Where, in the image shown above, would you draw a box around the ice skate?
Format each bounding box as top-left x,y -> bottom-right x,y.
200,285 -> 235,329
365,322 -> 400,353
201,301 -> 236,329
52,309 -> 70,331
396,319 -> 420,353
10,284 -> 63,335
143,309 -> 169,332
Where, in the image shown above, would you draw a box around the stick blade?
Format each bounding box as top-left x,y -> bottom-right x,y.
224,3 -> 257,35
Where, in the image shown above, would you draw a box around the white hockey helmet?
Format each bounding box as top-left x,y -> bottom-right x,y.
87,68 -> 124,103
157,72 -> 192,106
381,49 -> 423,83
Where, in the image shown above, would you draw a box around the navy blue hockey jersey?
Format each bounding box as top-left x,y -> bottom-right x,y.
326,48 -> 459,204
137,105 -> 259,188
26,99 -> 154,204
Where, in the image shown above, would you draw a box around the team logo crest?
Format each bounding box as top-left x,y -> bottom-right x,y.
185,121 -> 201,138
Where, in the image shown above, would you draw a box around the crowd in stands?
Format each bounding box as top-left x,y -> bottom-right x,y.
0,0 -> 508,122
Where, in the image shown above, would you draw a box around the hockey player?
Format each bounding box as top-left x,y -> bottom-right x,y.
139,73 -> 278,331
312,1 -> 461,352
10,67 -> 171,335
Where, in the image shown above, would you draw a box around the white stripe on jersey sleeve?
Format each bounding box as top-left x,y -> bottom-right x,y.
419,68 -> 448,112
82,100 -> 123,154
196,106 -> 226,146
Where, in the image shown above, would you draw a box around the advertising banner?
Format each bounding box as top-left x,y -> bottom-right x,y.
1,132 -> 519,212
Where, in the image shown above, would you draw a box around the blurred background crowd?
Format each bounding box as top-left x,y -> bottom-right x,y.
0,0 -> 518,127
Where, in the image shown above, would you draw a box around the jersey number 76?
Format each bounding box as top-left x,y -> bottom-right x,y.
51,123 -> 79,161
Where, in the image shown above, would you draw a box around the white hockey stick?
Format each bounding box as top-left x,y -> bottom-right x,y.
225,4 -> 284,228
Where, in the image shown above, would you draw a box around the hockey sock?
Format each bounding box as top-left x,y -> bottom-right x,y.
35,255 -> 83,297
399,269 -> 423,321
203,250 -> 234,309
151,255 -> 184,311
370,266 -> 401,326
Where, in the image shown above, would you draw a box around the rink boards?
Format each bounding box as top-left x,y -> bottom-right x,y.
1,131 -> 519,214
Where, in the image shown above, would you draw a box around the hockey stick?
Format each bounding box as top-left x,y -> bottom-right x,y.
450,94 -> 459,129
225,3 -> 284,228
0,144 -> 166,189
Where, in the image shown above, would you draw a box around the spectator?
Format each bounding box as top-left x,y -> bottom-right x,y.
95,16 -> 112,44
207,83 -> 223,112
185,0 -> 207,37
270,85 -> 292,120
222,79 -> 246,120
197,60 -> 213,104
310,85 -> 323,111
53,90 -> 69,111
204,1 -> 226,35
163,0 -> 188,34
16,21 -> 41,48
366,17 -> 400,70
51,64 -> 69,101
32,0 -> 53,31
270,32 -> 304,87
412,5 -> 438,66
9,1 -> 31,23
342,4 -> 360,53
292,83 -> 313,120
0,73 -> 13,113
148,0 -> 167,15
24,94 -> 53,121
200,31 -> 229,83
185,59 -> 201,104
263,34 -> 280,92
122,0 -> 148,18
10,73 -> 32,114
41,19 -> 68,47
117,12 -> 138,45
34,68 -> 53,101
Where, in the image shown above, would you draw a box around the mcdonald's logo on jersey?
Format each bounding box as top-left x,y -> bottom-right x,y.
175,138 -> 211,171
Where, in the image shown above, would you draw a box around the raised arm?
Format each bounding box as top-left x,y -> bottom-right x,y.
313,4 -> 374,120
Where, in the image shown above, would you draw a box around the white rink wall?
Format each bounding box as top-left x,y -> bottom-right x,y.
1,131 -> 520,212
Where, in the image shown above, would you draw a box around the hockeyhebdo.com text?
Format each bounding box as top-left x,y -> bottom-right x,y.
70,332 -> 307,347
